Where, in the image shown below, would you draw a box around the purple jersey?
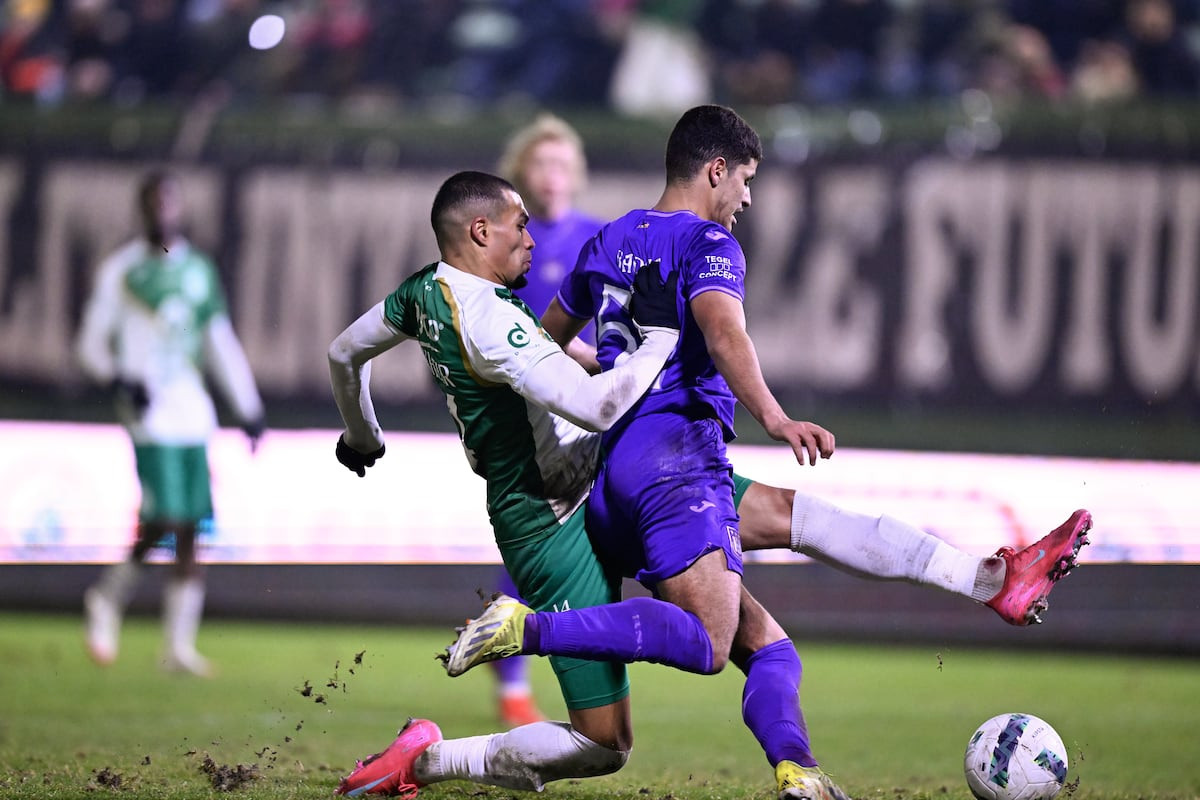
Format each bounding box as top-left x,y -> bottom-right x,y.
518,209 -> 603,318
558,208 -> 747,439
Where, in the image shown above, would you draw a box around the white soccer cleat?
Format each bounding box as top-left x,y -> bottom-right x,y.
436,593 -> 532,677
161,648 -> 214,678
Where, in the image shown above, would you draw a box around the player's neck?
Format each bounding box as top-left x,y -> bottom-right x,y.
147,233 -> 186,254
441,255 -> 507,288
653,184 -> 713,223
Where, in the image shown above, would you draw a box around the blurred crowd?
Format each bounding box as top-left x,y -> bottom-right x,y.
3,0 -> 1199,115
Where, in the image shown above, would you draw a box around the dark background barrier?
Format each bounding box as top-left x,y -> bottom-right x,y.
2,102 -> 1199,458
3,563 -> 1197,655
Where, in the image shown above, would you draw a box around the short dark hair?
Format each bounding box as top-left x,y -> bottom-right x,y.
431,171 -> 518,247
664,105 -> 762,183
137,169 -> 175,214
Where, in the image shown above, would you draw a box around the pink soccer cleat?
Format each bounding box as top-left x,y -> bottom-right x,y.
986,509 -> 1092,626
335,718 -> 442,797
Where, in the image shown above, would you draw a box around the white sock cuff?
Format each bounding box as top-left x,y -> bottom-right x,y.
790,491 -> 842,553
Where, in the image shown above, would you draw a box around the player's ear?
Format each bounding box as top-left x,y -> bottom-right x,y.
707,157 -> 726,188
469,216 -> 489,246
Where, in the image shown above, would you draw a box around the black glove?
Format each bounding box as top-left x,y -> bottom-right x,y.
336,434 -> 385,477
109,378 -> 150,413
242,418 -> 265,452
630,261 -> 681,332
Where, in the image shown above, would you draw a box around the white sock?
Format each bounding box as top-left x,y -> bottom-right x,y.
790,492 -> 1001,601
416,721 -> 627,791
163,577 -> 206,658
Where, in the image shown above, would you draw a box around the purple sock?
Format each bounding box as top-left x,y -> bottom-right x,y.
521,596 -> 713,674
741,639 -> 816,767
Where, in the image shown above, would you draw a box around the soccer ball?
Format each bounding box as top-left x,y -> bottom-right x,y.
964,713 -> 1069,800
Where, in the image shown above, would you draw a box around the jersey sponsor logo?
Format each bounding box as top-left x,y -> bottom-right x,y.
698,254 -> 736,281
507,322 -> 530,348
415,304 -> 444,342
689,500 -> 716,513
705,229 -> 728,241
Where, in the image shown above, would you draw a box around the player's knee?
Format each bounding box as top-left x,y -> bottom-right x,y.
702,620 -> 739,674
529,728 -> 630,788
588,743 -> 630,777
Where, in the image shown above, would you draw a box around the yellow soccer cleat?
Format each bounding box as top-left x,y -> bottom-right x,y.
437,593 -> 532,677
776,760 -> 852,800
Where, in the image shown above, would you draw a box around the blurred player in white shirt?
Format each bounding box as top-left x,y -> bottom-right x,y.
76,170 -> 264,676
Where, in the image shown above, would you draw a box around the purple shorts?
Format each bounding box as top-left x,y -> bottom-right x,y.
586,412 -> 744,589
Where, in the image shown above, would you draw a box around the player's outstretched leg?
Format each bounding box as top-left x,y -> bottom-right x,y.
439,594 -> 531,677
439,592 -> 716,677
985,509 -> 1092,626
776,761 -> 852,800
336,718 -> 442,797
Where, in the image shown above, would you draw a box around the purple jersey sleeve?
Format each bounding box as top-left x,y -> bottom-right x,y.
563,208 -> 747,439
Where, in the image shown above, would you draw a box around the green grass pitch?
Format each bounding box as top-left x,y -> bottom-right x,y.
1,612 -> 1196,800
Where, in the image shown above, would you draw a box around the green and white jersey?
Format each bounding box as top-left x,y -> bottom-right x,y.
383,262 -> 599,543
77,238 -> 235,444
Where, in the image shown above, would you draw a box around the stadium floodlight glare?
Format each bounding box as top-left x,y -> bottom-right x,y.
248,15 -> 286,50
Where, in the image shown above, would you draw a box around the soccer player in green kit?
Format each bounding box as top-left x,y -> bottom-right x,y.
77,170 -> 265,676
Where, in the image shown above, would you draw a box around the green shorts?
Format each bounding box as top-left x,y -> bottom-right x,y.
499,505 -> 629,710
732,471 -> 752,506
497,473 -> 757,711
133,444 -> 213,524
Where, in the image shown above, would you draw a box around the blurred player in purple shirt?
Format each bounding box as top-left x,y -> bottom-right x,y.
500,113 -> 602,344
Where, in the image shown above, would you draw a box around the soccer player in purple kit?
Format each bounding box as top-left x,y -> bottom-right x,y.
550,103 -> 849,798
530,105 -> 1091,795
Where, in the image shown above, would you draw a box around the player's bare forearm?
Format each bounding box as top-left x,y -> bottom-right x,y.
693,291 -> 834,465
540,299 -> 594,374
706,323 -> 787,432
563,336 -> 600,374
691,292 -> 784,426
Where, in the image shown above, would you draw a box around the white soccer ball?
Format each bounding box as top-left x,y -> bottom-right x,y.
964,713 -> 1069,800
